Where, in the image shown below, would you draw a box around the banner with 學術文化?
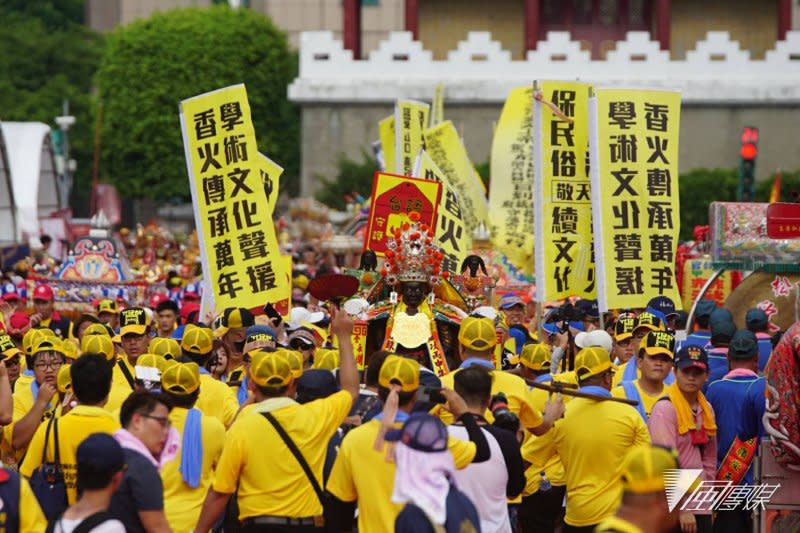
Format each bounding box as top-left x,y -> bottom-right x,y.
258,152 -> 283,216
490,87 -> 535,274
533,81 -> 595,302
589,88 -> 682,312
180,84 -> 289,311
379,116 -> 395,172
414,150 -> 469,276
424,120 -> 488,234
364,172 -> 442,256
395,100 -> 429,176
431,83 -> 445,127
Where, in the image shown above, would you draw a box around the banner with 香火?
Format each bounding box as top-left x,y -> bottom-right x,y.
424,120 -> 488,234
533,81 -> 595,302
490,87 -> 535,274
379,116 -> 395,172
589,88 -> 681,312
180,84 -> 289,311
414,150 -> 469,276
394,100 -> 429,176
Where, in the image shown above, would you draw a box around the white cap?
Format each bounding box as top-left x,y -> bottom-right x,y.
574,329 -> 613,352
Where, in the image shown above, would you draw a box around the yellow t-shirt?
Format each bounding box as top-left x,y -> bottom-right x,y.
611,380 -> 666,419
196,374 -> 239,428
161,407 -> 226,533
105,358 -> 136,414
19,474 -> 48,532
594,515 -> 646,533
213,391 -> 353,519
522,395 -> 651,527
5,378 -> 60,460
326,418 -> 476,533
434,367 -> 544,431
20,405 -> 120,504
522,383 -> 571,496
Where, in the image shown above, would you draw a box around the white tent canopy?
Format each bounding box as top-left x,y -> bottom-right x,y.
0,122 -> 60,243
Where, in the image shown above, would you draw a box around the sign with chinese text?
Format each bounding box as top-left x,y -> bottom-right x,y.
394,100 -> 429,176
258,153 -> 283,216
414,150 -> 469,276
680,257 -> 733,310
489,87 -> 535,274
180,84 -> 289,311
589,89 -> 682,312
379,115 -> 396,173
364,172 -> 442,256
533,81 -> 595,301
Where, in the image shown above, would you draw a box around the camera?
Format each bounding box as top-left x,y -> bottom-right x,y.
490,392 -> 520,434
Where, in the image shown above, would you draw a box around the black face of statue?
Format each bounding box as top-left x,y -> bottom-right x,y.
402,282 -> 428,308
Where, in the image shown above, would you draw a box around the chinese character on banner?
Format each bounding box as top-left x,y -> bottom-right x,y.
180,84 -> 289,311
533,81 -> 595,302
589,88 -> 682,312
394,100 -> 429,176
364,172 -> 442,256
770,275 -> 793,298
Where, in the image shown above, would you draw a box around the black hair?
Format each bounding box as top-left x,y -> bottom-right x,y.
76,459 -> 120,492
696,315 -> 710,329
119,390 -> 172,428
26,350 -> 66,373
256,385 -> 289,398
453,366 -> 492,407
156,299 -> 180,314
378,385 -> 416,408
578,371 -> 608,387
179,351 -> 211,367
71,354 -> 113,405
163,389 -> 200,409
40,234 -> 52,246
365,351 -> 391,387
710,333 -> 731,347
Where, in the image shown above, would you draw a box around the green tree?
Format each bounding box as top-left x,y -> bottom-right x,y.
0,0 -> 103,211
315,150 -> 378,210
95,6 -> 299,200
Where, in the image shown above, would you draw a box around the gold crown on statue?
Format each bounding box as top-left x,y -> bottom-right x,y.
381,211 -> 446,287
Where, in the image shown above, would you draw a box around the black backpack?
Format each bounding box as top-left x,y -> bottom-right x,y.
45,511 -> 114,533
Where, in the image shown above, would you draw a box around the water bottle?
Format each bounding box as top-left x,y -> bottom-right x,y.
539,471 -> 551,492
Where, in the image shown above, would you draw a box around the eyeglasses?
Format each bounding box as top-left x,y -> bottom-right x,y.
289,340 -> 313,350
140,413 -> 171,429
5,357 -> 20,366
34,360 -> 63,370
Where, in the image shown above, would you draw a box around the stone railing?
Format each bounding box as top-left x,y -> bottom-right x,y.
288,30 -> 800,104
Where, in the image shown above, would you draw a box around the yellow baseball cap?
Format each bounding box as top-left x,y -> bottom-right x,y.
22,329 -> 46,355
97,299 -> 119,314
641,331 -> 676,359
276,348 -> 304,379
574,347 -> 613,381
0,334 -> 22,360
136,353 -> 168,372
378,355 -> 420,392
62,339 -> 79,361
148,337 -> 181,360
621,445 -> 679,494
161,362 -> 201,395
634,312 -> 664,333
83,323 -> 113,337
57,365 -> 72,394
458,316 -> 498,351
119,307 -> 149,336
250,350 -> 293,388
614,316 -> 637,341
180,324 -> 214,356
213,307 -> 255,338
313,348 -> 340,371
516,343 -> 551,371
81,334 -> 116,362
33,337 -> 66,357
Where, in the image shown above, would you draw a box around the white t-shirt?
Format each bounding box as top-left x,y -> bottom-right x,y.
53,517 -> 126,533
448,425 -> 512,533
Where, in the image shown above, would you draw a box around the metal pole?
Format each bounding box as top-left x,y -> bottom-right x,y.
61,100 -> 71,207
684,268 -> 726,333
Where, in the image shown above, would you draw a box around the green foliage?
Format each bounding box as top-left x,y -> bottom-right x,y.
95,6 -> 299,200
474,160 -> 490,188
0,0 -> 104,210
314,150 -> 378,210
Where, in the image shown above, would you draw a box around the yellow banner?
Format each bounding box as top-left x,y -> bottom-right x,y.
424,120 -> 488,234
589,89 -> 682,311
414,150 -> 470,275
258,152 -> 283,216
533,81 -> 595,301
431,83 -> 445,127
395,100 -> 429,175
379,115 -> 396,172
180,84 -> 289,311
489,87 -> 535,274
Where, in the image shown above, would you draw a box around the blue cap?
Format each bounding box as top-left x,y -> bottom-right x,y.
675,345 -> 709,371
76,433 -> 125,474
499,294 -> 525,310
745,308 -> 769,332
507,326 -> 528,355
385,413 -> 449,452
695,300 -> 717,320
576,299 -> 599,319
296,369 -> 339,402
568,321 -> 586,332
729,329 -> 758,359
647,296 -> 677,317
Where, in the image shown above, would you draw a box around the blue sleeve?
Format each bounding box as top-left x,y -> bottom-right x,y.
739,379 -> 766,441
395,504 -> 434,533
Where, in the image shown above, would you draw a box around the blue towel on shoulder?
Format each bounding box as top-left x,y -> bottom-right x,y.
179,408 -> 203,488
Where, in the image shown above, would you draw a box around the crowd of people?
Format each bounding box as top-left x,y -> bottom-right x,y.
0,254 -> 783,533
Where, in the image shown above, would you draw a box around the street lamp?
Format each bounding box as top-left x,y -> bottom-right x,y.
55,100 -> 76,209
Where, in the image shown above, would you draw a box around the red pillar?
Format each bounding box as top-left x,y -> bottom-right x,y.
655,0 -> 671,51
343,0 -> 361,59
524,0 -> 540,51
778,0 -> 791,40
405,0 -> 418,40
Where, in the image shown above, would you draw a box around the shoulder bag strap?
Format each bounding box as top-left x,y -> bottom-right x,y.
39,415 -> 56,468
117,359 -> 135,389
52,417 -> 62,468
260,412 -> 325,504
72,511 -> 114,533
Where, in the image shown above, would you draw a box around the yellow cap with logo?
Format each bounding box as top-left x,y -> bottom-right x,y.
621,445 -> 679,494
634,312 -> 664,333
574,347 -> 613,381
81,334 -> 116,362
148,337 -> 181,360
250,350 -> 293,388
0,334 -> 22,360
641,331 -> 676,358
119,307 -> 148,336
161,362 -> 201,395
180,324 -> 214,356
313,348 -> 340,371
97,299 -> 119,314
378,355 -> 420,392
458,316 -> 498,351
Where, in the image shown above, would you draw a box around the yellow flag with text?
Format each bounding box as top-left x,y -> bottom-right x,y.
379,116 -> 396,173
258,152 -> 283,216
395,100 -> 429,176
180,84 -> 289,311
431,83 -> 445,127
589,89 -> 681,312
533,81 -> 595,302
490,87 -> 534,274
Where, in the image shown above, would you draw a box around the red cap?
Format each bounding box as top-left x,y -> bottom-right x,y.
180,302 -> 200,323
33,284 -> 54,301
149,293 -> 169,309
9,311 -> 30,331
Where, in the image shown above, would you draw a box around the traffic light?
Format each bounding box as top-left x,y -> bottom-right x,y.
738,126 -> 758,201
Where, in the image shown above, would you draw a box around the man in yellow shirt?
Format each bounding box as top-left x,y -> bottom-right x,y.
213,307 -> 255,383
21,353 -> 120,504
105,307 -> 151,413
179,324 -> 239,427
523,347 -> 651,531
159,361 -> 225,532
613,312 -> 667,388
612,331 -> 675,422
595,445 -> 680,533
327,353 -> 490,533
195,310 -> 359,532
